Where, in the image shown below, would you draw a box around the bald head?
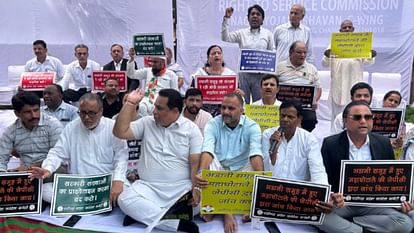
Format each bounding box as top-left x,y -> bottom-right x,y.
340,20 -> 354,32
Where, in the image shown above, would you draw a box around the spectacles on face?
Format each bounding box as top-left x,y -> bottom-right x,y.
348,114 -> 373,121
78,110 -> 99,118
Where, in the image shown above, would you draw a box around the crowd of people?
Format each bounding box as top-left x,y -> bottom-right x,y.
0,2 -> 413,233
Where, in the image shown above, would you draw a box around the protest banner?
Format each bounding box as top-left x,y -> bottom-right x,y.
133,33 -> 165,56
200,170 -> 271,214
371,108 -> 405,138
277,84 -> 316,110
0,173 -> 42,217
251,176 -> 330,225
19,72 -> 55,91
162,191 -> 193,221
340,160 -> 414,207
195,75 -> 237,104
239,49 -> 277,73
126,139 -> 141,182
51,173 -> 112,216
331,32 -> 372,58
244,104 -> 280,131
92,71 -> 127,92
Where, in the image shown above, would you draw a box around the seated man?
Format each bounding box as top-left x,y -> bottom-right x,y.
99,77 -> 124,118
252,74 -> 281,106
0,91 -> 63,172
30,93 -> 128,207
182,88 -> 212,135
321,100 -> 413,233
331,82 -> 373,134
196,92 -> 263,233
41,84 -> 78,126
113,89 -> 202,233
276,41 -> 321,132
60,44 -> 101,102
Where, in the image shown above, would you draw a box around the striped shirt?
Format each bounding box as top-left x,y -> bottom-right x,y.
0,113 -> 63,171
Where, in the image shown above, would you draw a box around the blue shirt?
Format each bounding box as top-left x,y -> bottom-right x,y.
202,115 -> 263,171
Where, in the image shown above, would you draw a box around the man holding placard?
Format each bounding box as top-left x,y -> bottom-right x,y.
320,101 -> 413,233
196,92 -> 263,233
276,41 -> 321,132
221,4 -> 274,104
323,20 -> 376,127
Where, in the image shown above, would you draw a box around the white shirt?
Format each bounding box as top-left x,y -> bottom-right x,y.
262,127 -> 328,185
59,59 -> 101,90
24,55 -> 65,81
322,48 -> 374,105
347,132 -> 372,161
129,116 -> 202,206
221,17 -> 275,50
252,99 -> 282,106
127,64 -> 178,92
182,109 -> 212,135
273,22 -> 314,64
41,101 -> 78,126
42,117 -> 128,181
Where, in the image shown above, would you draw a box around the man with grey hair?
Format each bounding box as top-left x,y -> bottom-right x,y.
31,93 -> 128,207
60,44 -> 101,102
274,4 -> 314,64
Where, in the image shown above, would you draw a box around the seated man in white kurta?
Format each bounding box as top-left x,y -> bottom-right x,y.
30,93 -> 128,207
113,88 -> 203,233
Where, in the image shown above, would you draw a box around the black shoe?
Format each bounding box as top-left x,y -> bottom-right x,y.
123,215 -> 137,226
177,219 -> 199,233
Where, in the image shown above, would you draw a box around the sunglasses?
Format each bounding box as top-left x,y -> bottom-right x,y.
348,114 -> 373,121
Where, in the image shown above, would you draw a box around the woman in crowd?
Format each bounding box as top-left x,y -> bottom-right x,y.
382,90 -> 405,151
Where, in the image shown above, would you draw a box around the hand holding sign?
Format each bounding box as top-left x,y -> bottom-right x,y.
29,167 -> 51,180
128,48 -> 136,62
110,180 -> 123,207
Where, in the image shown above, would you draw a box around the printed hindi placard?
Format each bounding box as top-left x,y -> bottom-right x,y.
195,75 -> 237,104
339,160 -> 414,207
277,84 -> 316,110
372,108 -> 405,138
251,176 -> 330,225
162,191 -> 193,221
19,72 -> 55,91
245,105 -> 280,131
200,170 -> 271,214
331,32 -> 373,58
51,173 -> 112,216
239,49 -> 277,73
0,173 -> 42,217
133,33 -> 165,56
92,71 -> 127,92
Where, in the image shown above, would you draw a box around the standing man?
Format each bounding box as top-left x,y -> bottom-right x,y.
196,92 -> 263,233
276,41 -> 321,132
30,93 -> 128,206
182,88 -> 212,135
24,40 -> 65,82
103,44 -> 139,90
274,4 -> 313,64
165,47 -> 185,93
252,74 -> 281,106
322,19 -> 376,124
113,89 -> 202,233
60,44 -> 101,102
99,77 -> 124,118
0,91 -> 63,172
320,101 -> 413,233
42,84 -> 78,126
222,4 -> 275,104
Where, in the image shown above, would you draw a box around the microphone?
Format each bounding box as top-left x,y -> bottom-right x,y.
269,126 -> 284,154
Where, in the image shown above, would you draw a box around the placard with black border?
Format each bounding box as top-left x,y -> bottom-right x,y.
239,49 -> 277,73
251,175 -> 330,225
132,33 -> 165,56
371,108 -> 405,139
0,172 -> 42,217
339,160 -> 414,207
277,84 -> 316,110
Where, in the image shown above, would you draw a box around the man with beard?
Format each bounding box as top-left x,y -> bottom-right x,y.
221,4 -> 275,104
127,49 -> 178,116
182,88 -> 212,135
99,77 -> 124,118
0,91 -> 63,172
41,84 -> 78,126
30,93 -> 128,206
195,92 -> 263,233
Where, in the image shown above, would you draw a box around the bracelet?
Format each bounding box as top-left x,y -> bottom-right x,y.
193,186 -> 201,192
126,100 -> 137,105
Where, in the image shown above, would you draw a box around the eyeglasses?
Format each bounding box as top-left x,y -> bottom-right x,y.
348,114 -> 373,121
78,110 -> 99,118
